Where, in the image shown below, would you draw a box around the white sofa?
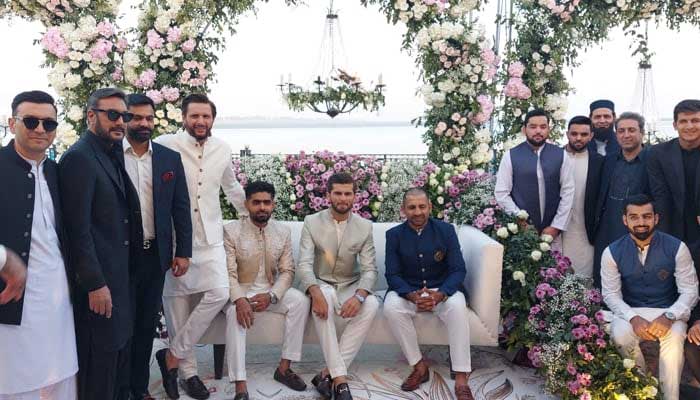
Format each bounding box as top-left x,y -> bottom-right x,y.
198,221 -> 504,376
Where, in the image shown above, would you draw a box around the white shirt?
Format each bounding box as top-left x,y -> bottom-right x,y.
123,138 -> 155,240
334,219 -> 348,244
494,145 -> 575,231
0,245 -> 6,272
601,239 -> 699,322
562,149 -> 593,276
595,139 -> 607,156
0,157 -> 78,394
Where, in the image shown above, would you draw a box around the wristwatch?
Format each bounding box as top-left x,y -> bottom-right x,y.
664,311 -> 676,321
354,293 -> 366,304
268,291 -> 278,305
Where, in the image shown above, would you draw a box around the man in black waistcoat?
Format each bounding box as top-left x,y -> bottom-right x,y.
59,88 -> 143,400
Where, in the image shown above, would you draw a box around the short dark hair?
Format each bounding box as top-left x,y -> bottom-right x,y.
567,115 -> 591,130
181,93 -> 217,118
616,112 -> 645,134
673,99 -> 700,122
326,172 -> 356,193
87,87 -> 126,111
126,93 -> 155,111
403,187 -> 429,204
523,108 -> 550,127
244,181 -> 276,199
623,194 -> 655,215
11,90 -> 57,116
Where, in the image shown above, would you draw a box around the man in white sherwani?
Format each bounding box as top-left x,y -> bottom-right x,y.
0,91 -> 78,399
154,94 -> 247,400
298,172 -> 379,400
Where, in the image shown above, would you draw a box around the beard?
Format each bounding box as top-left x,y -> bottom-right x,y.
94,119 -> 124,143
331,201 -> 352,215
526,136 -> 545,147
251,211 -> 271,225
568,141 -> 587,152
127,127 -> 152,143
185,123 -> 212,141
592,126 -> 614,142
630,225 -> 654,241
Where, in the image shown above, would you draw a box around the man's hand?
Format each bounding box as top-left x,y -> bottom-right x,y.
88,286 -> 113,318
406,291 -> 421,304
308,286 -> 329,320
688,321 -> 700,345
235,297 -> 254,329
249,293 -> 271,313
415,288 -> 436,312
429,290 -> 446,305
171,257 -> 190,277
340,296 -> 361,319
0,249 -> 27,305
541,227 -> 561,239
648,314 -> 673,339
630,316 -> 655,341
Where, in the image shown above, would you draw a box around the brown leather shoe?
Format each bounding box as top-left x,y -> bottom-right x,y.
400,366 -> 430,391
455,385 -> 475,400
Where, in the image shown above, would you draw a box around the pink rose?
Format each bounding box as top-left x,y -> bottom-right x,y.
181,38 -> 196,53
508,61 -> 526,78
97,21 -> 114,38
167,26 -> 182,43
146,29 -> 164,49
146,90 -> 164,105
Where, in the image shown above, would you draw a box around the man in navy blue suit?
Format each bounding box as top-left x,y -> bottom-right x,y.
383,188 -> 473,400
123,94 -> 193,400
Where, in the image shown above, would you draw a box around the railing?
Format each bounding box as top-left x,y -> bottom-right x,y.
232,152 -> 428,163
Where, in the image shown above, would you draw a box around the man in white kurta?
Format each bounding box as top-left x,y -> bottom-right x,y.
153,94 -> 247,400
0,92 -> 78,400
561,116 -> 601,277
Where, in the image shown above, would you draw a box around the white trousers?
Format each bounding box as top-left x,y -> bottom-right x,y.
312,283 -> 379,378
610,307 -> 686,400
0,375 -> 76,400
383,290 -> 472,372
162,287 -> 230,379
224,288 -> 310,381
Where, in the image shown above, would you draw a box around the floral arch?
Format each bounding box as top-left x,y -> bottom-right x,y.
2,0 -> 700,398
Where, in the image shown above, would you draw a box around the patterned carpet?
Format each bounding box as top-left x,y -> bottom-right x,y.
147,340 -> 556,400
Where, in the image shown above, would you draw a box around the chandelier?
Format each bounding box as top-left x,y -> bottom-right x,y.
279,1 -> 386,118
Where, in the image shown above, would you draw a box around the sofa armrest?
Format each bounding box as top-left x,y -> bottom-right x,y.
456,225 -> 503,344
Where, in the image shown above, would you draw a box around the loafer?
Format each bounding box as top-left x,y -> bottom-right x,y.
233,392 -> 249,400
311,373 -> 332,399
334,382 -> 353,400
155,349 -> 179,399
400,366 -> 430,391
181,376 -> 210,400
274,368 -> 307,391
455,385 -> 475,400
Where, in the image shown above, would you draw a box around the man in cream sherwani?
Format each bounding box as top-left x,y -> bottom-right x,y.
222,181 -> 310,400
154,94 -> 247,400
297,172 -> 379,400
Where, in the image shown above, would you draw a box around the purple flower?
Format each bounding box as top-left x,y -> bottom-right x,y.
567,380 -> 580,394
577,373 -> 591,387
595,338 -> 607,348
566,361 -> 577,376
576,344 -> 587,355
571,327 -> 586,340
483,207 -> 494,216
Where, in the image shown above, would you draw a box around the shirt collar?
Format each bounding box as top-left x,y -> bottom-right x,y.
122,137 -> 153,156
15,146 -> 46,169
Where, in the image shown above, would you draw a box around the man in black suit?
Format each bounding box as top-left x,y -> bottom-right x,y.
648,99 -> 700,389
561,116 -> 604,278
59,88 -> 142,400
592,112 -> 649,287
587,99 -> 620,156
0,90 -> 78,398
123,94 -> 193,400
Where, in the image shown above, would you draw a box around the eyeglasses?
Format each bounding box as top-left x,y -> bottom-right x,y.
91,108 -> 134,122
15,116 -> 59,132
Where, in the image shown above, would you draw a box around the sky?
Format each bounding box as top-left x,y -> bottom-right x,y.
0,1 -> 699,125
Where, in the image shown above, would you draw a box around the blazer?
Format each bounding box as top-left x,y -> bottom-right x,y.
0,141 -> 66,325
297,209 -> 378,294
151,142 -> 192,272
223,218 -> 295,302
58,132 -> 142,351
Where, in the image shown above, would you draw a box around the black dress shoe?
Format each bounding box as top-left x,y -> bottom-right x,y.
155,349 -> 179,399
311,373 -> 333,399
182,376 -> 210,400
233,392 -> 249,400
274,368 -> 307,391
334,383 -> 353,400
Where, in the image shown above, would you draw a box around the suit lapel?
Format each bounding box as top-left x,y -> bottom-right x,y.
669,140 -> 685,210
151,143 -> 163,207
321,210 -> 339,266
88,137 -> 126,197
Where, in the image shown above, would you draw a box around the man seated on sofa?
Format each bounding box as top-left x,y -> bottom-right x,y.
383,188 -> 474,400
222,181 -> 310,400
297,172 -> 379,400
602,194 -> 698,400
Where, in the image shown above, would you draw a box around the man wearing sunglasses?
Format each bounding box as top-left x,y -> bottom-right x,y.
122,93 -> 193,400
0,90 -> 78,399
154,93 -> 247,400
59,88 -> 143,400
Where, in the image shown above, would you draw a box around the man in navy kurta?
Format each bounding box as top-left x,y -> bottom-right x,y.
383,188 -> 473,400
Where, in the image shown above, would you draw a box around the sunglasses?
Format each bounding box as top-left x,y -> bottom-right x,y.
15,116 -> 59,132
92,108 -> 134,122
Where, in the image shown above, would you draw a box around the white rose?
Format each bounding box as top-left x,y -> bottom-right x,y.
622,358 -> 635,369
641,386 -> 658,397
517,210 -> 529,220
381,173 -> 388,180
286,178 -> 293,184
289,194 -> 297,201
451,147 -> 461,156
437,186 -> 444,194
539,242 -> 551,252
512,271 -> 525,286
444,181 -> 453,188
67,105 -> 83,122
507,223 -> 518,234
532,52 -> 541,61
496,227 -> 509,239
541,44 -> 551,53
71,41 -> 86,51
442,153 -> 452,162
544,65 -> 554,74
437,196 -> 444,205
155,110 -> 165,118
541,234 -> 554,243
530,250 -> 542,261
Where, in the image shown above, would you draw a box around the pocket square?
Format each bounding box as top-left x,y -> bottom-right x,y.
162,171 -> 175,182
